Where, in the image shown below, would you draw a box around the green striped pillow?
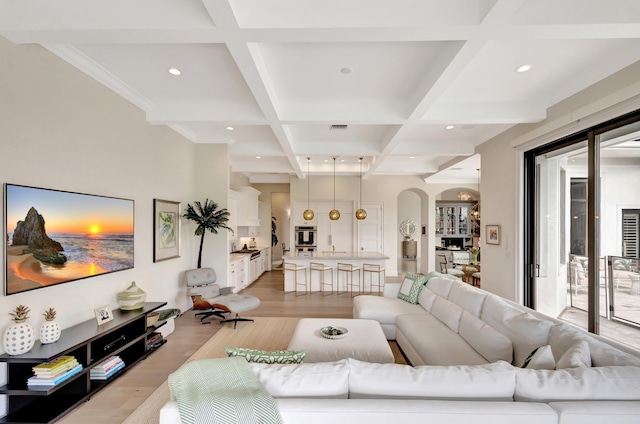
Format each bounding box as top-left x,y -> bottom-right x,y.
225,347 -> 306,364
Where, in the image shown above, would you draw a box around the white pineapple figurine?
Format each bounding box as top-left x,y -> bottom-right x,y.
3,305 -> 36,355
40,307 -> 61,344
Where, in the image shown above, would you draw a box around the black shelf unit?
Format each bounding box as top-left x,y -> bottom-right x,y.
0,302 -> 166,424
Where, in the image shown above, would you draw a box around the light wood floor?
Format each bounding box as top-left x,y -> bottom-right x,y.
58,270 -> 404,424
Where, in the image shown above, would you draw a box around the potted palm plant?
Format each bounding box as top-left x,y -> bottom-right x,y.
183,199 -> 233,268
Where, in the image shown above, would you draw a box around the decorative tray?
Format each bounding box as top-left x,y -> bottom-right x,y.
320,326 -> 348,340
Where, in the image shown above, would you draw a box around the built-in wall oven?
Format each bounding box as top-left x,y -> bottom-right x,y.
295,226 -> 316,252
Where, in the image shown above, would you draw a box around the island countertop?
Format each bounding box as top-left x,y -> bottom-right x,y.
283,251 -> 389,260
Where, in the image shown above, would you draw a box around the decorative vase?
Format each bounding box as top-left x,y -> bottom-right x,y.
117,281 -> 147,310
40,308 -> 61,344
3,305 -> 35,355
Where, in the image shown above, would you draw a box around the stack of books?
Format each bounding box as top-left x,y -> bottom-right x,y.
90,356 -> 125,380
28,356 -> 83,389
146,332 -> 164,351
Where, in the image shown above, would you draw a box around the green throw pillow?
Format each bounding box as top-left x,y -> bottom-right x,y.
397,272 -> 428,304
224,347 -> 306,364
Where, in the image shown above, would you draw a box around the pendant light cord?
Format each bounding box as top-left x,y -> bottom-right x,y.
333,157 -> 336,209
307,157 -> 311,209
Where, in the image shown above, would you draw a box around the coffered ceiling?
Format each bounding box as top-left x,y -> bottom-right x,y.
2,0 -> 639,182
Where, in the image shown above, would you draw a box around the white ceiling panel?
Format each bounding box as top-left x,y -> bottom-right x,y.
2,0 -> 639,182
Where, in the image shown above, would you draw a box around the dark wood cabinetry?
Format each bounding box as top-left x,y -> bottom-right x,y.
0,302 -> 166,423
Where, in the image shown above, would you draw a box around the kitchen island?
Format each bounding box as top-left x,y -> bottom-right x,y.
283,251 -> 389,293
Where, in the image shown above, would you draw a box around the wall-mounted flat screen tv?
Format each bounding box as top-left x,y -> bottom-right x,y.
4,184 -> 134,296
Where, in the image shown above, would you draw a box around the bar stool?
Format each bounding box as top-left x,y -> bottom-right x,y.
472,272 -> 481,288
362,263 -> 385,295
337,262 -> 361,297
284,262 -> 308,295
310,262 -> 334,296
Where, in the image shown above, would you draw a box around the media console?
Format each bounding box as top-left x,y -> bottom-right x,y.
0,302 -> 167,423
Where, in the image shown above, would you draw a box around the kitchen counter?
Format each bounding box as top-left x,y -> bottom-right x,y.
283,251 -> 389,260
283,251 -> 389,293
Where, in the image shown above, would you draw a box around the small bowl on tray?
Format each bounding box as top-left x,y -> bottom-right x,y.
320,325 -> 348,340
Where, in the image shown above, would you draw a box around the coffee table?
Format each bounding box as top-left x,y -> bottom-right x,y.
287,318 -> 395,363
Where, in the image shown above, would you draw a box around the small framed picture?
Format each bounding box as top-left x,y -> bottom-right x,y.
94,305 -> 114,325
153,199 -> 181,262
486,224 -> 501,245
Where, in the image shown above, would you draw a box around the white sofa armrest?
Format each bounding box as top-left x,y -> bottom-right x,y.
383,283 -> 401,298
160,401 -> 181,424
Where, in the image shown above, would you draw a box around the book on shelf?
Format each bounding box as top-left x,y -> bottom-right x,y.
90,361 -> 125,380
27,363 -> 83,388
32,355 -> 77,373
90,355 -> 125,380
32,357 -> 80,379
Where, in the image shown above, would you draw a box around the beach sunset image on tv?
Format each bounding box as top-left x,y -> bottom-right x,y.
4,184 -> 134,295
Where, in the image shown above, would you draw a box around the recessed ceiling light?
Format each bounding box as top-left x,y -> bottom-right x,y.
446,125 -> 454,130
340,67 -> 352,74
256,156 -> 261,159
409,156 -> 415,159
516,64 -> 533,73
167,68 -> 181,76
226,126 -> 234,131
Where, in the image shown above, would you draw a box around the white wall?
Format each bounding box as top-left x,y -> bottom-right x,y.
397,190 -> 421,262
0,38 -> 212,351
477,60 -> 640,303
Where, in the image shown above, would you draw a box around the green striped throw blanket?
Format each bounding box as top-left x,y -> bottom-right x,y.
168,357 -> 283,424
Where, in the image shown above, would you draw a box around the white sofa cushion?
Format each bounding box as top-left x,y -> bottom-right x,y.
448,283 -> 487,318
481,295 -> 553,367
249,360 -> 349,398
396,314 -> 488,366
418,287 -> 437,312
458,311 -> 513,363
431,297 -> 463,332
426,277 -> 455,299
521,345 -> 555,370
549,323 -> 640,367
555,340 -> 591,369
515,366 -> 640,401
353,295 -> 426,326
347,358 -> 516,401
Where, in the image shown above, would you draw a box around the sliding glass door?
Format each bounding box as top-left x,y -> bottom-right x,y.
524,109 -> 640,347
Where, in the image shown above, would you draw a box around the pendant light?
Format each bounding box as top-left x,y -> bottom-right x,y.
302,157 -> 315,221
355,157 -> 367,220
329,157 -> 340,220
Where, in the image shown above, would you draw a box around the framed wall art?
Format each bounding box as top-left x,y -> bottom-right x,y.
153,199 -> 180,262
486,224 -> 501,245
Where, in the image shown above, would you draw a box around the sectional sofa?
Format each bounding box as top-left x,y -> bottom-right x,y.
160,273 -> 640,424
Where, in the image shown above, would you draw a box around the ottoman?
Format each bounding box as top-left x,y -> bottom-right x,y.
287,318 -> 395,363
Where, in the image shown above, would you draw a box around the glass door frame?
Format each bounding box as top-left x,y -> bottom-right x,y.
523,108 -> 640,334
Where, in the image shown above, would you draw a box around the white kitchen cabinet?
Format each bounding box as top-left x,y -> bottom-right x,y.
230,256 -> 249,293
237,258 -> 248,291
236,226 -> 260,237
232,186 -> 261,226
315,201 -> 354,253
228,190 -> 238,236
229,259 -> 238,289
